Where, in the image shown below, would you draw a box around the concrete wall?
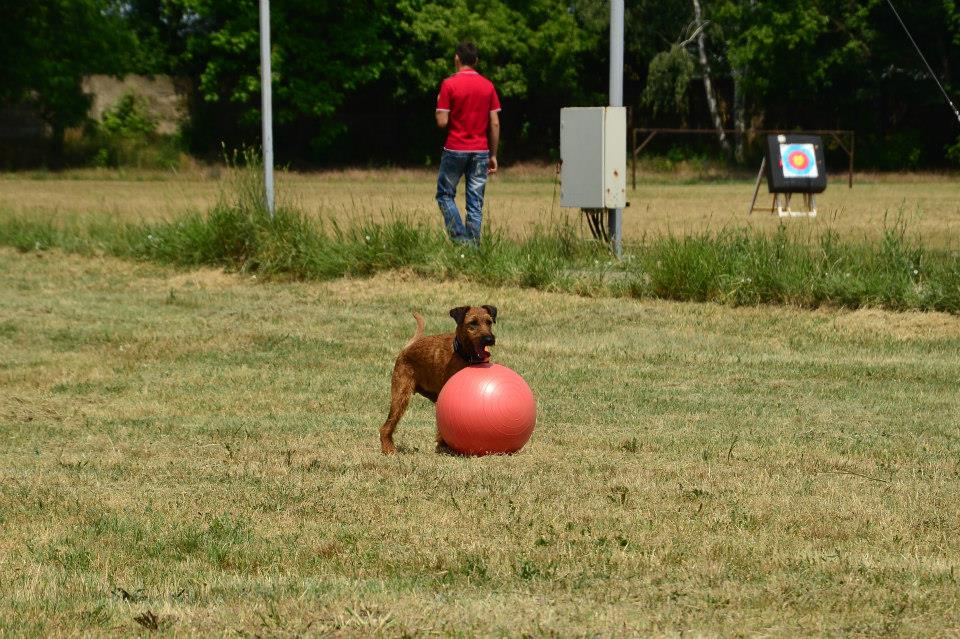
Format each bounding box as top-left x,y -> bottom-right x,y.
81,75 -> 188,135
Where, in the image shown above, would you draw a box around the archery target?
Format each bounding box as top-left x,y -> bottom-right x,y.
780,143 -> 818,179
764,134 -> 827,194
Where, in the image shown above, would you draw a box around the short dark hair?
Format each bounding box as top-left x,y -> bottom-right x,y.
455,41 -> 478,66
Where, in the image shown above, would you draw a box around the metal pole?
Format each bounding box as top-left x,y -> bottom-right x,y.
259,0 -> 276,218
609,0 -> 624,258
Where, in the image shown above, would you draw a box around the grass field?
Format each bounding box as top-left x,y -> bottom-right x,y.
2,243 -> 960,636
3,167 -> 960,246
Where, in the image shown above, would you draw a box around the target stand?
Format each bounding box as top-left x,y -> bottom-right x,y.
749,134 -> 827,218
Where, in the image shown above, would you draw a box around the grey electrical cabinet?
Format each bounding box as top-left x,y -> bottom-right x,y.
559,106 -> 627,209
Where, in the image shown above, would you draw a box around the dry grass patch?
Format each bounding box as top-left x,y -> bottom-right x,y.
1,247 -> 960,636
165,268 -> 244,291
3,168 -> 960,246
833,308 -> 960,341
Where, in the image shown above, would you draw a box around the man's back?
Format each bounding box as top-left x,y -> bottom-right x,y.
433,42 -> 501,245
436,70 -> 501,152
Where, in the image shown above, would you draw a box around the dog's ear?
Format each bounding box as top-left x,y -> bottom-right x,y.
481,305 -> 498,323
449,306 -> 470,325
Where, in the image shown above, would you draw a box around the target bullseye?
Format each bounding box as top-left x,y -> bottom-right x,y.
780,143 -> 818,179
788,152 -> 809,170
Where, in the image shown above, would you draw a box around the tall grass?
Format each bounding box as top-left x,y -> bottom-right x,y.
0,163 -> 957,313
636,222 -> 960,312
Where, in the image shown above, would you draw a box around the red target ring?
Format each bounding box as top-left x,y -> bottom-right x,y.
788,151 -> 810,171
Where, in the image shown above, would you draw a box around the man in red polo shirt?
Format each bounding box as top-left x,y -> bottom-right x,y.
435,41 -> 501,244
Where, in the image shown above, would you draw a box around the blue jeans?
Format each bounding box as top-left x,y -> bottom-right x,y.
436,150 -> 489,244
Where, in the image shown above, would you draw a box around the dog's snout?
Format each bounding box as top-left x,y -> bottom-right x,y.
482,335 -> 496,346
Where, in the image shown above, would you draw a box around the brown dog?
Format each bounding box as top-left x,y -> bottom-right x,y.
380,305 -> 497,454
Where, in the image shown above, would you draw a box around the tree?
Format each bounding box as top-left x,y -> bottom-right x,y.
389,0 -> 601,160
643,45 -> 695,119
0,0 -> 135,163
6,0 -> 959,167
710,0 -> 960,166
692,0 -> 730,155
118,0 -> 392,159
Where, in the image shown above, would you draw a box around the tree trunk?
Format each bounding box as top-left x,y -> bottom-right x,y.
732,0 -> 756,164
692,0 -> 731,155
733,67 -> 746,163
49,122 -> 65,170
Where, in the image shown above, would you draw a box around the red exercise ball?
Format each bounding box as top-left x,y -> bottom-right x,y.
436,363 -> 537,456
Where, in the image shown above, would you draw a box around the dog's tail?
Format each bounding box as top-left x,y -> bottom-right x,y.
405,312 -> 425,349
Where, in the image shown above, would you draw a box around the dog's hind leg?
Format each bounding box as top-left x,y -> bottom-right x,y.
380,362 -> 415,455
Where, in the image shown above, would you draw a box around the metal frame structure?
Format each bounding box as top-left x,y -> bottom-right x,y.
630,128 -> 855,191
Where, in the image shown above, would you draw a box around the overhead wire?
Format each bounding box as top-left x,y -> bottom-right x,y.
884,0 -> 960,125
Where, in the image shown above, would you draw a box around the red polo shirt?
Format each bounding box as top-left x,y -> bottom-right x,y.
436,70 -> 501,152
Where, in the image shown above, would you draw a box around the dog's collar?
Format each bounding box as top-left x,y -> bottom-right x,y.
454,337 -> 486,365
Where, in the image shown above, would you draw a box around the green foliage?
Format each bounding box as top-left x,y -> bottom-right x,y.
393,0 -> 594,101
139,0 -> 392,152
947,135 -> 960,166
643,45 -> 695,117
385,0 -> 604,160
114,0 -> 603,161
871,132 -> 924,171
70,93 -> 182,169
4,1 -> 960,167
713,1 -> 875,98
100,93 -> 156,136
637,0 -> 960,168
0,1 -> 137,161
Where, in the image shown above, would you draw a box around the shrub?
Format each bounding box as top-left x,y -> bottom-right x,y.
70,92 -> 184,169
